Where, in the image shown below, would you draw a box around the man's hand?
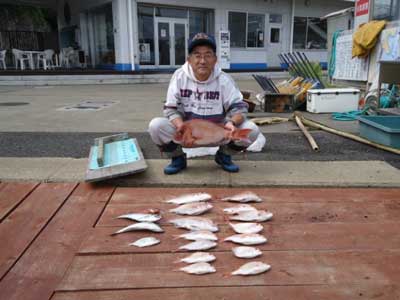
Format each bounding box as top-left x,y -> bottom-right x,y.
224,121 -> 236,132
172,117 -> 184,134
224,121 -> 236,140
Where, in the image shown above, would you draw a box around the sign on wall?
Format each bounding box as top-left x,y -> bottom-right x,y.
380,27 -> 400,61
139,43 -> 151,63
354,0 -> 370,28
333,34 -> 369,81
218,30 -> 230,69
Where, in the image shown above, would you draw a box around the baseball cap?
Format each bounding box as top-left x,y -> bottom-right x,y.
188,33 -> 216,54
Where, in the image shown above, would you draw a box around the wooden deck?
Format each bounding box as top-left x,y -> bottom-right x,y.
0,182 -> 399,300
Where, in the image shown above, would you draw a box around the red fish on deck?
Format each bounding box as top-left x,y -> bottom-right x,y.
174,119 -> 252,148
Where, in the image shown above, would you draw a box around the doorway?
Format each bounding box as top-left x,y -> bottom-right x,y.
155,17 -> 188,67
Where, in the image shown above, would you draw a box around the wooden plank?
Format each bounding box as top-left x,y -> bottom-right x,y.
0,183 -> 115,300
78,222 -> 400,254
0,182 -> 39,221
0,183 -> 76,279
97,199 -> 400,227
57,250 -> 400,291
110,187 -> 400,204
52,285 -> 400,300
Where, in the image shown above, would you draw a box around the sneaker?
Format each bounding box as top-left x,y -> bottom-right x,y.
215,150 -> 239,173
164,154 -> 187,175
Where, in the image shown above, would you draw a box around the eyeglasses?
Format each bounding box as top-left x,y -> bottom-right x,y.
191,53 -> 215,61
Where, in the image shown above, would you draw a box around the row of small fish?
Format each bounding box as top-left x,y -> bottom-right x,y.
165,191 -> 263,205
176,252 -> 269,275
179,260 -> 270,276
113,209 -> 164,248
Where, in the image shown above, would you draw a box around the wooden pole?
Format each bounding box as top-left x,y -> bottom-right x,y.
294,115 -> 319,151
294,112 -> 400,155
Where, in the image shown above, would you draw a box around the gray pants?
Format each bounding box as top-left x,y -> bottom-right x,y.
148,117 -> 260,157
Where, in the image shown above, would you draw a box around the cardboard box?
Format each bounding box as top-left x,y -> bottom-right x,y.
307,88 -> 360,113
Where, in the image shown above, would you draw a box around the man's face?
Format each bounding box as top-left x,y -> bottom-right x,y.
188,45 -> 217,81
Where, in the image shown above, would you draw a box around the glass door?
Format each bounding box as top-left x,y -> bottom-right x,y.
155,18 -> 188,67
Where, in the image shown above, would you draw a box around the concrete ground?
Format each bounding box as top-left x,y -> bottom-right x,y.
0,81 -> 399,186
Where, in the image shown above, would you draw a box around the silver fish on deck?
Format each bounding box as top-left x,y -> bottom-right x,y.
232,246 -> 262,259
169,217 -> 219,232
224,233 -> 267,245
129,237 -> 160,248
116,213 -> 162,223
223,204 -> 258,215
231,261 -> 271,276
169,202 -> 213,216
179,239 -> 217,251
174,230 -> 218,241
180,262 -> 216,275
112,222 -> 164,235
176,252 -> 216,264
229,222 -> 263,234
222,191 -> 263,203
166,193 -> 212,205
229,210 -> 273,222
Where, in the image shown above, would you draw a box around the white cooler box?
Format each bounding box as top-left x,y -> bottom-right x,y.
307,88 -> 360,113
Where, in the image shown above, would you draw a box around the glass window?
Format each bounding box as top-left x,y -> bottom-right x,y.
373,0 -> 399,21
306,18 -> 327,49
155,6 -> 187,18
229,12 -> 246,47
293,16 -> 327,50
270,28 -> 280,43
189,9 -> 214,38
247,13 -> 265,48
269,14 -> 282,23
138,5 -> 155,65
293,17 -> 307,49
91,3 -> 115,65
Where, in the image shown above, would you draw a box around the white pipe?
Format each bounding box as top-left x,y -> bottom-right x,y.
127,0 -> 135,71
289,0 -> 295,53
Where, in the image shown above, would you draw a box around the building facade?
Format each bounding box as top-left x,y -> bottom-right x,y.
12,0 -> 353,71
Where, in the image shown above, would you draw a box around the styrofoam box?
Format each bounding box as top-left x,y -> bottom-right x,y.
307,88 -> 360,113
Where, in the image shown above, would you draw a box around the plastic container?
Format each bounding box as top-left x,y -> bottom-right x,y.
358,116 -> 400,148
307,88 -> 360,113
263,93 -> 295,113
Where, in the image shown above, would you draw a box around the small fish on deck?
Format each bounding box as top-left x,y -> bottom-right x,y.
224,233 -> 267,245
222,191 -> 263,203
166,193 -> 212,205
174,119 -> 252,147
169,217 -> 219,232
179,239 -> 217,251
169,202 -> 213,216
229,210 -> 273,222
116,213 -> 162,223
129,237 -> 160,248
179,262 -> 216,275
223,204 -> 258,215
232,246 -> 262,259
231,261 -> 271,276
112,222 -> 164,235
229,222 -> 263,234
173,230 -> 218,241
176,252 -> 216,264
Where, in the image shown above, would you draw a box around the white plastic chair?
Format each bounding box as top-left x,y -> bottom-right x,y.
12,49 -> 30,70
38,49 -> 55,70
0,50 -> 6,70
60,47 -> 74,68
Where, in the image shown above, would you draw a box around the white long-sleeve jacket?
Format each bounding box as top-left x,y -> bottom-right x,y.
163,62 -> 248,124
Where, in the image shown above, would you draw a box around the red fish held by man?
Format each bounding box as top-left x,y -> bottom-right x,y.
174,119 -> 252,148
